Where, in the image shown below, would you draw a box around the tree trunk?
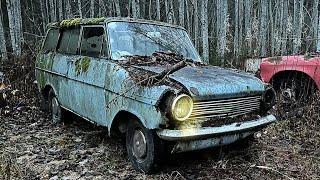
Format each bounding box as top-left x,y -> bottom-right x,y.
201,0 -> 209,63
194,0 -> 199,50
168,0 -> 174,24
66,0 -> 73,19
234,0 -> 239,58
312,0 -> 319,50
281,0 -> 288,55
0,8 -> 7,61
244,0 -> 252,55
40,0 -> 47,33
132,0 -> 137,18
297,0 -> 304,53
90,0 -> 95,18
49,0 -> 56,21
58,0 -> 63,20
292,0 -> 298,53
217,0 -> 228,63
179,0 -> 185,26
156,0 -> 161,20
78,0 -> 83,18
259,0 -> 268,57
114,0 -> 121,17
269,0 -> 275,55
6,0 -> 22,57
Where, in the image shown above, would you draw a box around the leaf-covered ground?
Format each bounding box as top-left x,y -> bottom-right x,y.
1,98 -> 320,180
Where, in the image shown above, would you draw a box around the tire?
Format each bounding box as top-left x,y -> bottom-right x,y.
48,89 -> 62,124
126,119 -> 165,173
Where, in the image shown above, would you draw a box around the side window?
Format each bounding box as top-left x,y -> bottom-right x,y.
58,28 -> 80,55
43,28 -> 59,52
80,27 -> 106,57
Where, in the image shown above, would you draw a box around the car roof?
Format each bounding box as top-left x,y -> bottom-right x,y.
48,17 -> 186,30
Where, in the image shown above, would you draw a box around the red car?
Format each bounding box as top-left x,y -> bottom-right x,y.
260,55 -> 319,100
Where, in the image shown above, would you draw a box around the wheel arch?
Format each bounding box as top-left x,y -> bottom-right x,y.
41,83 -> 57,100
270,70 -> 319,90
109,110 -> 146,137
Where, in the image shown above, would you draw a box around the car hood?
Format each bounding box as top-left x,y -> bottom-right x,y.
137,65 -> 265,100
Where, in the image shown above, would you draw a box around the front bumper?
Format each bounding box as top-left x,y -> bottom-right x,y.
157,115 -> 276,152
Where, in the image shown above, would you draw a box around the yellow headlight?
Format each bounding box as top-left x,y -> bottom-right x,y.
171,94 -> 193,121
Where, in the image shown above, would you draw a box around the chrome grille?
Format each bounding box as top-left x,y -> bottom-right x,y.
190,96 -> 261,120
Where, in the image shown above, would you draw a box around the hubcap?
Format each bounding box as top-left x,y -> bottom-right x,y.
132,129 -> 147,160
51,97 -> 60,123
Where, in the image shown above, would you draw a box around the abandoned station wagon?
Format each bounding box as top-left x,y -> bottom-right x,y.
35,17 -> 277,173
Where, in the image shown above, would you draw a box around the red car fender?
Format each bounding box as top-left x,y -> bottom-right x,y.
260,56 -> 320,89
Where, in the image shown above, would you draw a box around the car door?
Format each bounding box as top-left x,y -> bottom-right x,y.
54,28 -> 82,109
67,25 -> 108,126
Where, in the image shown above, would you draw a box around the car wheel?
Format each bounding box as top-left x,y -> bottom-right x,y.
48,89 -> 62,124
126,120 -> 164,173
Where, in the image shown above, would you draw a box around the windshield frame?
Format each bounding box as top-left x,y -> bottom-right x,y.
105,21 -> 202,62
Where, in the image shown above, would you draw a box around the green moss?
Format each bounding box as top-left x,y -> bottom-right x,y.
38,72 -> 46,89
59,18 -> 82,28
50,17 -> 107,29
81,56 -> 91,73
75,57 -> 91,76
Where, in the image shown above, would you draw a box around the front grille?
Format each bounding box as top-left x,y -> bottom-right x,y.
190,96 -> 261,120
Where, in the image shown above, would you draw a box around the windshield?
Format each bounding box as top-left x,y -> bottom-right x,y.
107,22 -> 201,61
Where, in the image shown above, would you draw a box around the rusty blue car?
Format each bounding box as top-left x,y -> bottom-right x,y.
35,17 -> 277,173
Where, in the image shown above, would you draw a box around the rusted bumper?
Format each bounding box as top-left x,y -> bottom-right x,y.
157,115 -> 276,152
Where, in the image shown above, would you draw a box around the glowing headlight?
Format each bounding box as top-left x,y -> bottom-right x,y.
171,94 -> 193,121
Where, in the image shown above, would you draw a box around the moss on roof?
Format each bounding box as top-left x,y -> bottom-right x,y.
48,17 -> 107,29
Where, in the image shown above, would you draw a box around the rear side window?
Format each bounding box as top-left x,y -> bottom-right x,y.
43,29 -> 59,52
80,27 -> 106,57
58,28 -> 80,55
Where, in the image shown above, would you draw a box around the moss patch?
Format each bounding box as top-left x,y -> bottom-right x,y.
50,17 -> 107,29
75,57 -> 91,76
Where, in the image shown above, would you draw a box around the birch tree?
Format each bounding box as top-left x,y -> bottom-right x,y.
179,0 -> 185,27
234,0 -> 239,57
156,0 -> 161,21
6,0 -> 22,57
297,0 -> 304,53
193,0 -> 199,50
259,0 -> 268,57
281,0 -> 288,55
312,0 -> 319,49
201,0 -> 209,63
0,10 -> 7,61
49,0 -> 56,21
90,0 -> 95,18
78,0 -> 83,18
217,0 -> 228,62
244,0 -> 252,55
40,0 -> 46,32
114,0 -> 121,17
168,0 -> 174,24
66,0 -> 73,19
132,0 -> 137,18
58,0 -> 63,20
